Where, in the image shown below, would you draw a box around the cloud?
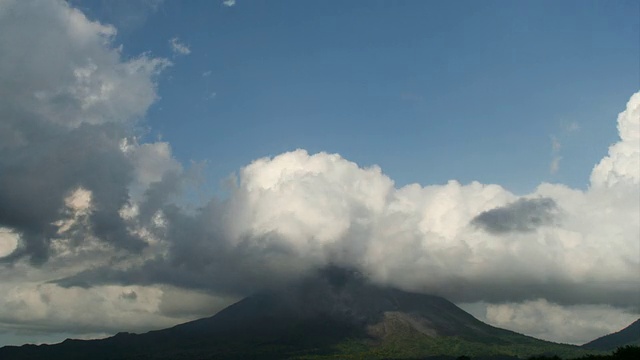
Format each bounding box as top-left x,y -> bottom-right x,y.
551,136 -> 561,152
549,156 -> 562,175
482,299 -> 638,345
0,228 -> 18,258
550,119 -> 583,175
222,0 -> 236,7
0,0 -> 172,264
54,142 -> 639,311
169,37 -> 190,55
120,290 -> 137,300
45,91 -> 640,312
591,92 -> 640,188
0,282 -> 211,334
549,135 -> 562,174
471,198 -> 559,234
121,139 -> 182,187
566,121 -> 580,132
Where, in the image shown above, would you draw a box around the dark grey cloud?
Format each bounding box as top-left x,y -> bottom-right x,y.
120,290 -> 137,301
53,251 -> 640,311
0,0 -> 170,264
425,277 -> 640,312
471,198 -> 559,234
52,202 -> 317,298
0,121 -> 144,264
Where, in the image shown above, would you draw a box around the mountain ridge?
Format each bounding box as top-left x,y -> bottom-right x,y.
582,319 -> 640,351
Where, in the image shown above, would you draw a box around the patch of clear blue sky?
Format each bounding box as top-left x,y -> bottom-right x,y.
78,0 -> 639,195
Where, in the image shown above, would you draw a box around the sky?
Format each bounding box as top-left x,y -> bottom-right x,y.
0,0 -> 638,347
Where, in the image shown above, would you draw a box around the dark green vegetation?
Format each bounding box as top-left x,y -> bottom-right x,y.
582,320 -> 640,351
0,269 -> 633,359
530,346 -> 640,360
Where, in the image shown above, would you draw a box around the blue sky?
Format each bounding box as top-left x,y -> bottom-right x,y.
76,0 -> 639,194
0,0 -> 638,347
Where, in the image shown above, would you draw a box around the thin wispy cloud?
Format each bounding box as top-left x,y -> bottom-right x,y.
566,121 -> 580,132
169,37 -> 191,55
551,135 -> 561,152
549,135 -> 562,174
222,0 -> 236,7
549,156 -> 562,175
548,121 -> 581,175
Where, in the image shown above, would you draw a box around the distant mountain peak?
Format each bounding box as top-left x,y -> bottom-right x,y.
582,319 -> 640,351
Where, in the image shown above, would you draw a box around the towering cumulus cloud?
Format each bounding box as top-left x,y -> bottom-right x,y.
0,0 -> 637,346
210,129 -> 639,308
591,92 -> 640,188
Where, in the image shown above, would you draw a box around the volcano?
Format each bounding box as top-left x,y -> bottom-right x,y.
0,268 -> 587,359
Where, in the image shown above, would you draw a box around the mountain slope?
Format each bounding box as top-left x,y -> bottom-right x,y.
582,319 -> 640,351
0,269 -> 589,359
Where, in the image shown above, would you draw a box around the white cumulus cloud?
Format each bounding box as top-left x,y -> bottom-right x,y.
591,92 -> 640,188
